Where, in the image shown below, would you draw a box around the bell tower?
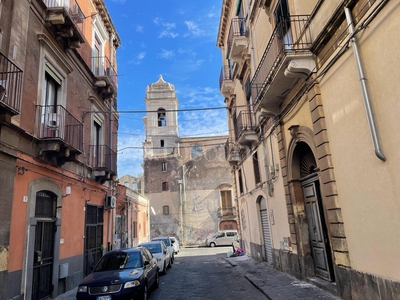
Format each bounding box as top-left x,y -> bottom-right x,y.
143,75 -> 179,157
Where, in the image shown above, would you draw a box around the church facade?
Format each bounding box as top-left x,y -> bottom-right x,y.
142,76 -> 237,246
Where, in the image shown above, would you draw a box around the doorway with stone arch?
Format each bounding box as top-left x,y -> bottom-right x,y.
289,138 -> 335,281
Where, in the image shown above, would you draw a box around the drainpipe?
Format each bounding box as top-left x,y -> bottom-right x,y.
344,7 -> 386,161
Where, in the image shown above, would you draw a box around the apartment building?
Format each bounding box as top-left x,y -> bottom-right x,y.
142,76 -> 237,246
0,0 -> 120,298
217,0 -> 399,298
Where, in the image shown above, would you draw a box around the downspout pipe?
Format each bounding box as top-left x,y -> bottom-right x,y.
345,8 -> 386,161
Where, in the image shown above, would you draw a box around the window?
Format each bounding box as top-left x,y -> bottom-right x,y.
124,182 -> 129,187
160,139 -> 164,147
158,109 -> 166,127
253,151 -> 261,184
163,205 -> 169,215
43,72 -> 60,107
132,182 -> 137,191
93,35 -> 102,75
93,120 -> 102,167
92,15 -> 108,76
238,169 -> 244,194
191,145 -> 202,159
274,0 -> 291,41
162,162 -> 167,172
162,182 -> 169,191
133,221 -> 137,238
42,72 -> 61,131
220,190 -> 233,216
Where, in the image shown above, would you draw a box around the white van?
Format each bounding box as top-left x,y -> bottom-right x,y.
205,230 -> 238,247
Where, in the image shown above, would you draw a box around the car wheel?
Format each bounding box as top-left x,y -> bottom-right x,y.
162,262 -> 167,275
154,272 -> 159,289
210,242 -> 216,247
167,258 -> 172,269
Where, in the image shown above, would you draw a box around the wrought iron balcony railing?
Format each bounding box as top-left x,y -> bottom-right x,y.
219,65 -> 234,90
89,144 -> 117,174
227,18 -> 247,59
43,0 -> 85,35
0,52 -> 23,115
92,56 -> 118,90
218,207 -> 237,218
224,139 -> 240,164
35,105 -> 83,152
233,110 -> 257,141
250,15 -> 312,106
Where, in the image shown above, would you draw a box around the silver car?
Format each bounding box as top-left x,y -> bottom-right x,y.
151,236 -> 175,263
139,241 -> 171,275
206,230 -> 238,247
170,237 -> 180,254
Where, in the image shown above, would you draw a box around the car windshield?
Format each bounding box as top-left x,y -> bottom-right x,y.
141,243 -> 162,254
94,252 -> 142,271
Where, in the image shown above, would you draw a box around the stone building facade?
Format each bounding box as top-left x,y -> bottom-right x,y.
217,0 -> 400,299
143,76 -> 237,246
0,1 -> 121,298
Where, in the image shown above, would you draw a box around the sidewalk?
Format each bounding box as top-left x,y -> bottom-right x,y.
225,255 -> 341,300
54,287 -> 77,300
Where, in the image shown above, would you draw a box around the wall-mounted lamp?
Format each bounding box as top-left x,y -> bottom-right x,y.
62,186 -> 71,198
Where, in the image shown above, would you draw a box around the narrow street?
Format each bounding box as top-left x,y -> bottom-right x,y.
56,246 -> 268,300
150,247 -> 267,300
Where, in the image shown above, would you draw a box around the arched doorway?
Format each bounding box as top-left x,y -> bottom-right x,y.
292,141 -> 334,281
258,196 -> 273,264
32,190 -> 57,300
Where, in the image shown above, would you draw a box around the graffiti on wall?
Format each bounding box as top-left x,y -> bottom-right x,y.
193,228 -> 214,242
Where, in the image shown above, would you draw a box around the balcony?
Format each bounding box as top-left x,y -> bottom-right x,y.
234,111 -> 258,146
251,15 -> 314,117
35,105 -> 83,165
0,52 -> 23,120
224,139 -> 241,165
217,207 -> 237,219
43,0 -> 85,49
227,18 -> 248,63
89,145 -> 117,182
92,56 -> 117,99
219,65 -> 234,97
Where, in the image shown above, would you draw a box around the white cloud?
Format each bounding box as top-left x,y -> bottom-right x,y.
184,21 -> 204,37
136,25 -> 144,33
158,49 -> 175,60
207,6 -> 216,18
129,52 -> 146,65
153,17 -> 179,38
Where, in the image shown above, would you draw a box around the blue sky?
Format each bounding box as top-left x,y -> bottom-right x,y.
103,0 -> 228,178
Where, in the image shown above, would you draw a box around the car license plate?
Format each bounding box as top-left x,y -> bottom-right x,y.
96,296 -> 111,300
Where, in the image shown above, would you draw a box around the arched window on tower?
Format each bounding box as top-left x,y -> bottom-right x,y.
158,109 -> 166,127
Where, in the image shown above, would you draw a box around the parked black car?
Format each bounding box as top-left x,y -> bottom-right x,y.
76,247 -> 159,300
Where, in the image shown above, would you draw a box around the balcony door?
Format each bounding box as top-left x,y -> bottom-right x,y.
274,0 -> 292,46
93,35 -> 102,76
93,120 -> 102,168
42,71 -> 62,138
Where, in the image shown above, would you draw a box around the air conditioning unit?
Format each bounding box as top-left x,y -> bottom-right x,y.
105,196 -> 116,209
